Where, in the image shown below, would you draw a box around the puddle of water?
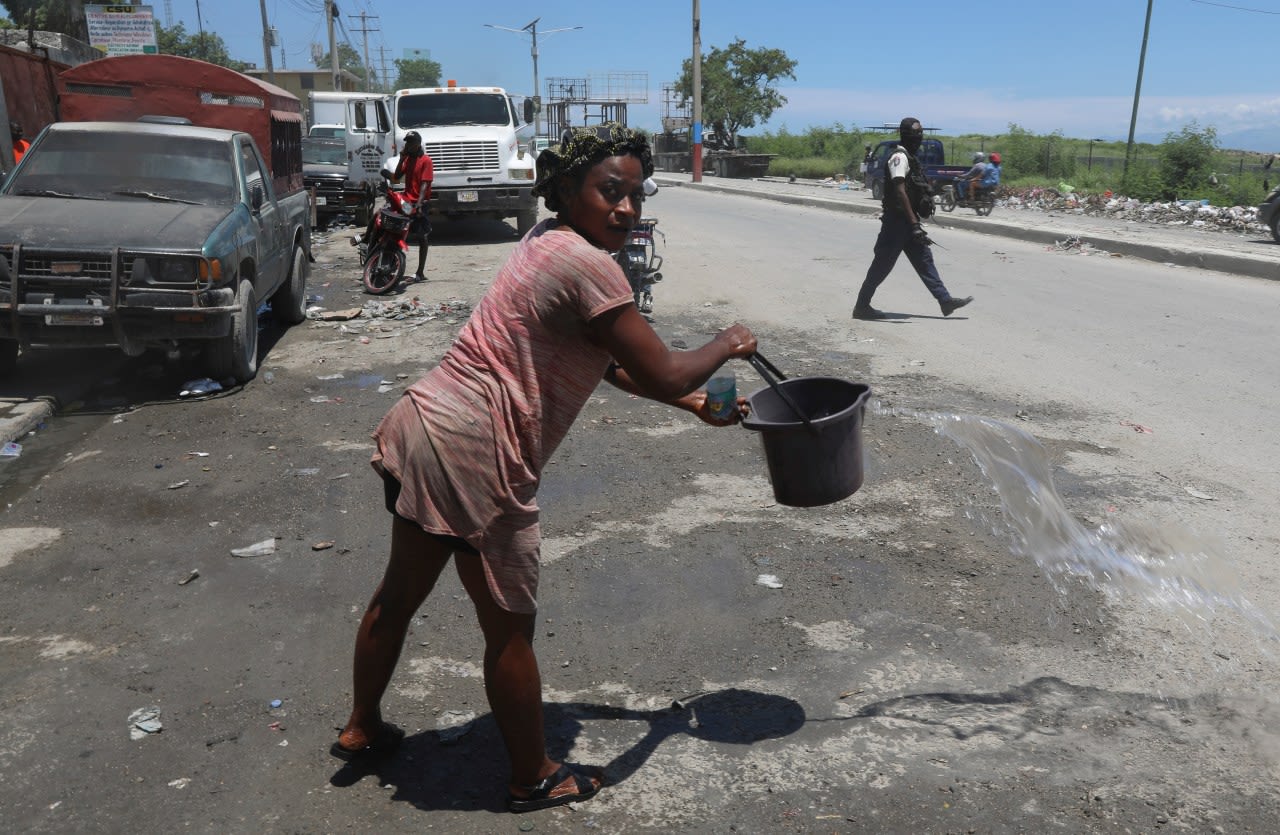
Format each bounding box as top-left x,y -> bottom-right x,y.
873,401 -> 1277,641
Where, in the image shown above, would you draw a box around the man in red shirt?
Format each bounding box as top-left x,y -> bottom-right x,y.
394,130 -> 433,282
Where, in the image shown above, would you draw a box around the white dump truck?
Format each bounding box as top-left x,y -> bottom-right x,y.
388,82 -> 539,235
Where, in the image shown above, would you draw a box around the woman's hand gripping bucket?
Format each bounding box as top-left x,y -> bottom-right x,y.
740,353 -> 872,507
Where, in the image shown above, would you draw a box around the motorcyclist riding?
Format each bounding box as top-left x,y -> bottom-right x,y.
955,151 -> 987,202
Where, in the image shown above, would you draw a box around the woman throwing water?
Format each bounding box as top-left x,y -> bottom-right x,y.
331,125 -> 757,812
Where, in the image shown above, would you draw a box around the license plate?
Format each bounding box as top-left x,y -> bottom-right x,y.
315,196 -> 328,206
44,298 -> 103,326
47,312 -> 104,326
457,190 -> 479,203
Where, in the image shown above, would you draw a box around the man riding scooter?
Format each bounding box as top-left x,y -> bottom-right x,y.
955,151 -> 987,203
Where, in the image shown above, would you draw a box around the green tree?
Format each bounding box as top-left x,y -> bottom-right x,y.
1001,124 -> 1075,182
675,38 -> 797,148
315,42 -> 366,86
0,1 -> 87,40
1157,122 -> 1217,200
392,57 -> 442,91
154,22 -> 248,71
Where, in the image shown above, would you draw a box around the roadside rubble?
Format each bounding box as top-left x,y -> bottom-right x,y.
999,186 -> 1264,235
305,297 -> 472,332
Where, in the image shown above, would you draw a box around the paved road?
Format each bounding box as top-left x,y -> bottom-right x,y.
3,188 -> 1279,832
3,177 -> 1274,447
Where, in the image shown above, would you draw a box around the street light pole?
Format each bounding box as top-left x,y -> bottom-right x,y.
485,19 -> 582,138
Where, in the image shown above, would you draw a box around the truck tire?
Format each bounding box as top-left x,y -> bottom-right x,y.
271,244 -> 309,325
516,205 -> 538,236
872,179 -> 884,200
204,279 -> 259,383
0,339 -> 17,377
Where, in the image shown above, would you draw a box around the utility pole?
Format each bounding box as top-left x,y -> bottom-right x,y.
485,19 -> 581,138
692,0 -> 702,183
378,45 -> 392,93
258,0 -> 274,83
326,0 -> 341,91
1124,0 -> 1153,181
353,11 -> 380,92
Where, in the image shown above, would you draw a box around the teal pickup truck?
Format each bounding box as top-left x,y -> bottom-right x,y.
0,121 -> 310,382
0,54 -> 312,382
862,138 -> 969,201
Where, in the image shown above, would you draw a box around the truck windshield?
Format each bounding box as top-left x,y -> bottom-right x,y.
6,131 -> 237,205
396,93 -> 511,128
303,139 -> 348,166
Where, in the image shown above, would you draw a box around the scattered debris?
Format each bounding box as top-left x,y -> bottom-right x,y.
167,778 -> 191,789
128,706 -> 163,739
1001,186 -> 1265,234
312,541 -> 335,551
1184,486 -> 1217,501
167,480 -> 189,490
179,378 -> 223,397
1,442 -> 21,458
230,538 -> 276,558
313,308 -> 364,321
178,569 -> 200,586
756,574 -> 784,589
1120,420 -> 1154,434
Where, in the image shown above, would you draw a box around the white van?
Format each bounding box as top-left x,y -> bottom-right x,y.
389,82 -> 538,235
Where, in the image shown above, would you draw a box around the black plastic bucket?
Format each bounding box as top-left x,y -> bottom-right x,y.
741,377 -> 871,507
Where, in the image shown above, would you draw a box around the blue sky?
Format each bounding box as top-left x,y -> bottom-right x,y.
70,0 -> 1280,149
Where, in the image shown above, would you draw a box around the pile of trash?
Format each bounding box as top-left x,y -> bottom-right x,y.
999,186 -> 1264,235
306,297 -> 471,325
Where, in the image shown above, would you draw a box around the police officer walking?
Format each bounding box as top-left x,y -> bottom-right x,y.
853,117 -> 974,320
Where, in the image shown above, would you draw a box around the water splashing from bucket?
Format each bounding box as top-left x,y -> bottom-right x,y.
873,401 -> 1278,642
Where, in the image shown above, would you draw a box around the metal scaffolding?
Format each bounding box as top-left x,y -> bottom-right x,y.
543,72 -> 649,140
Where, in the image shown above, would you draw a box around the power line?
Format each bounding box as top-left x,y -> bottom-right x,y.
1189,0 -> 1280,13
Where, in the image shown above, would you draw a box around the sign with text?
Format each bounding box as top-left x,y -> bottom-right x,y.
85,5 -> 159,56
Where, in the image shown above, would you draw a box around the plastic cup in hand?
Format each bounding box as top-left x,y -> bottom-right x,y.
706,374 -> 738,421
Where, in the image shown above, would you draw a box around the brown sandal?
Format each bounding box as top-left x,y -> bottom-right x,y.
329,722 -> 404,763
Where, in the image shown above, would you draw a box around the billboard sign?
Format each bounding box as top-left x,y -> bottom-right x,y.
85,5 -> 159,56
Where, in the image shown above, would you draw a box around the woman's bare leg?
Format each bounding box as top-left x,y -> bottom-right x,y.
453,555 -> 554,786
338,515 -> 452,749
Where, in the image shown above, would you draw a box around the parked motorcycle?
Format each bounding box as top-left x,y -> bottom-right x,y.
616,216 -> 664,316
937,182 -> 996,216
360,170 -> 413,295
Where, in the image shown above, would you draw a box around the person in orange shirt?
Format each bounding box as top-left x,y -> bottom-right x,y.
10,122 -> 30,164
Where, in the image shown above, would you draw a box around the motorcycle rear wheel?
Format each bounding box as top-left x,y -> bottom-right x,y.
363,246 -> 406,295
975,201 -> 994,217
939,187 -> 957,213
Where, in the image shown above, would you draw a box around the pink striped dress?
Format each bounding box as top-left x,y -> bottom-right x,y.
371,219 -> 633,613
